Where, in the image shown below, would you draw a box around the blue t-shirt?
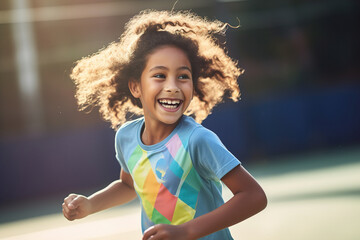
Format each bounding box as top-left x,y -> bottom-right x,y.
115,115 -> 240,239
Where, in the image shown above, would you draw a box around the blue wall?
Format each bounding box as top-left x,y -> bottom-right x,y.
203,83 -> 360,162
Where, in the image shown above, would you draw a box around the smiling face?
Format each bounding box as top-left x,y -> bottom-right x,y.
129,45 -> 194,130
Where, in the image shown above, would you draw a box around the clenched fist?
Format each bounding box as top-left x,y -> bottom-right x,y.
62,194 -> 92,221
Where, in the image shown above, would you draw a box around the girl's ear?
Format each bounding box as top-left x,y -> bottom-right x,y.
128,79 -> 141,98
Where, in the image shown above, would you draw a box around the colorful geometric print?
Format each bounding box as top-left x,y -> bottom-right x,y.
128,133 -> 202,225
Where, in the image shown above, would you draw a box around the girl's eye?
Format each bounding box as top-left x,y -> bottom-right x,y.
153,73 -> 166,78
179,74 -> 190,80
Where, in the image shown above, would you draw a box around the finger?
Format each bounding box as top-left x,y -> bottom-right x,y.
64,194 -> 82,210
142,225 -> 157,240
62,202 -> 70,215
62,202 -> 76,215
62,201 -> 80,218
64,194 -> 77,207
69,195 -> 83,209
62,205 -> 77,221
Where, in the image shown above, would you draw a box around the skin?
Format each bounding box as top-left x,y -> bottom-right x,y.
62,45 -> 267,240
62,169 -> 136,221
128,45 -> 194,145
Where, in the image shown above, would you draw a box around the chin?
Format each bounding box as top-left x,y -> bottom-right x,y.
159,115 -> 183,125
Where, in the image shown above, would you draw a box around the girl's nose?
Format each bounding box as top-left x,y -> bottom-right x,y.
164,78 -> 179,93
164,86 -> 180,93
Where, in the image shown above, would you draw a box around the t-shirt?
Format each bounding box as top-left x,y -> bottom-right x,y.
115,115 -> 240,239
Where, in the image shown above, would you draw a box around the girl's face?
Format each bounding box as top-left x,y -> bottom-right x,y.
129,45 -> 194,128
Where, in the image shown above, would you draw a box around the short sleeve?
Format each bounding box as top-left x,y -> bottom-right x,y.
115,128 -> 130,173
188,127 -> 240,181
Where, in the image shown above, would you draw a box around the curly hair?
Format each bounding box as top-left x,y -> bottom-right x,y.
71,9 -> 243,129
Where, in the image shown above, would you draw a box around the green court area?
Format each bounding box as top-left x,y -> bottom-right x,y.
1,147 -> 359,240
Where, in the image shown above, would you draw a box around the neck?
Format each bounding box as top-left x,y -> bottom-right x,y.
141,118 -> 181,145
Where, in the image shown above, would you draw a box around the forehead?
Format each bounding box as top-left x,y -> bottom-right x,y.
144,45 -> 191,69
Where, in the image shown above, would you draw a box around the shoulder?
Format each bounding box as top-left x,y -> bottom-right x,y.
117,117 -> 143,133
188,123 -> 221,147
175,116 -> 224,150
115,117 -> 143,142
175,116 -> 209,146
187,121 -> 240,181
175,116 -> 224,149
185,118 -> 226,156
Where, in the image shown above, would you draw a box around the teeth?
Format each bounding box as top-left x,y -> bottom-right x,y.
159,99 -> 181,104
165,105 -> 177,109
158,99 -> 182,109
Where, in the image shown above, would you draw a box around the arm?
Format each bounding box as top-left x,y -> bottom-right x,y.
143,165 -> 267,240
62,169 -> 137,221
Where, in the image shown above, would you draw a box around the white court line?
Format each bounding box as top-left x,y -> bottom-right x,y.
1,212 -> 140,240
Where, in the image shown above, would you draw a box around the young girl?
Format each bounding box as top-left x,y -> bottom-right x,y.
62,10 -> 267,240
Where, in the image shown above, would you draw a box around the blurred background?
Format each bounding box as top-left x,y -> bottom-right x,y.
0,0 -> 359,239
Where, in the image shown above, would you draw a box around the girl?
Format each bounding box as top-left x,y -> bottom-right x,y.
62,10 -> 267,240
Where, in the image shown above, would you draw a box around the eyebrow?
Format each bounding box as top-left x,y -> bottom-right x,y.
149,66 -> 192,73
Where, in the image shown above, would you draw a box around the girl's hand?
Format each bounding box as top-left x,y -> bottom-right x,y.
142,224 -> 191,240
62,193 -> 92,221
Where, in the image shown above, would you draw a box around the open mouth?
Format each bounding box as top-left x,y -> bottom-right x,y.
158,99 -> 183,110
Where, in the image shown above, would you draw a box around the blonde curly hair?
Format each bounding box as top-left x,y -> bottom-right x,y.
71,9 -> 243,129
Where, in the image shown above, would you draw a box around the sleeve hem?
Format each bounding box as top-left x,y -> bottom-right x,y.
216,158 -> 241,180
